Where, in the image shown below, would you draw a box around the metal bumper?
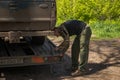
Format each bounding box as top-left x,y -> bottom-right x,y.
0,31 -> 54,43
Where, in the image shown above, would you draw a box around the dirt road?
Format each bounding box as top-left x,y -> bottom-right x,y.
0,39 -> 120,80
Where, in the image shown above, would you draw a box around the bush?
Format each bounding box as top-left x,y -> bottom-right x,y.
90,20 -> 120,39
56,0 -> 120,24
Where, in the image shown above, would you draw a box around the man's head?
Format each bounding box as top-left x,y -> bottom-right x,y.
53,27 -> 61,37
53,24 -> 65,37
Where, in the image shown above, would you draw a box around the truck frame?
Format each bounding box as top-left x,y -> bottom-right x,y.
0,0 -> 66,67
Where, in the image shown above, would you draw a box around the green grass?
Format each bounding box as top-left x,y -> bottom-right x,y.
89,20 -> 120,39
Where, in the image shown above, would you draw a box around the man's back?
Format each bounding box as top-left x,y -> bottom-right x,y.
62,20 -> 87,36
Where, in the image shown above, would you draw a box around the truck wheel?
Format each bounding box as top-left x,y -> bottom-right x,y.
32,36 -> 45,45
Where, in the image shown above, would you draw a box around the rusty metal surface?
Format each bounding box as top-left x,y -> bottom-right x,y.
0,31 -> 54,43
0,31 -> 54,37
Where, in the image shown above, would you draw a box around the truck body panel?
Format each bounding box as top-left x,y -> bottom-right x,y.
0,0 -> 56,31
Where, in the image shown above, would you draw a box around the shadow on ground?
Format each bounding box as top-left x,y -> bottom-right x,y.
86,39 -> 120,75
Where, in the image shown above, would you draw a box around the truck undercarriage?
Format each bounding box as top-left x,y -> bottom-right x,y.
0,37 -> 64,67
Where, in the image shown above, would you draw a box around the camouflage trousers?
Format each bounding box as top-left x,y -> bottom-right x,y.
71,26 -> 92,71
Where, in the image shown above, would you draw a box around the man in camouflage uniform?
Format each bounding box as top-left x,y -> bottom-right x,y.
54,20 -> 92,76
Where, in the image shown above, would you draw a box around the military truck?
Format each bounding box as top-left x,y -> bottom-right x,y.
0,0 -> 67,67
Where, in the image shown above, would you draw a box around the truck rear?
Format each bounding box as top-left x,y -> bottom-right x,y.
0,0 -> 67,67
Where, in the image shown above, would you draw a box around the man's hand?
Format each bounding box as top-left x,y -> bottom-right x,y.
55,47 -> 64,52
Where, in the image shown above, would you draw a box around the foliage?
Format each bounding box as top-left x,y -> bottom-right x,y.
56,0 -> 120,24
90,20 -> 120,39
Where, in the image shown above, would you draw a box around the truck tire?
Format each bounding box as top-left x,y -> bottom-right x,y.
32,36 -> 45,45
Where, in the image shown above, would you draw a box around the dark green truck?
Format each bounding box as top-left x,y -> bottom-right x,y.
0,0 -> 67,67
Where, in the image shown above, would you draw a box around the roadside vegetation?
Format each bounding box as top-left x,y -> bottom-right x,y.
56,0 -> 120,39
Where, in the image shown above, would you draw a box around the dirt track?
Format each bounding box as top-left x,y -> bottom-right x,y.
0,39 -> 120,80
